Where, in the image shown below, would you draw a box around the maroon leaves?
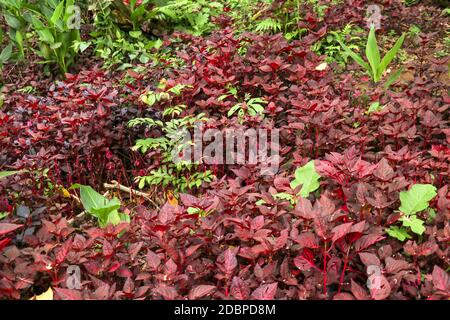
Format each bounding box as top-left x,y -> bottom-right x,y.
0,223 -> 23,237
146,250 -> 161,270
251,283 -> 278,300
432,266 -> 450,293
230,277 -> 250,300
358,252 -> 381,267
188,285 -> 216,300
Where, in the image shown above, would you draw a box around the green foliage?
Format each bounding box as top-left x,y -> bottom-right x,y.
311,24 -> 365,66
399,184 -> 437,215
75,184 -> 130,228
129,84 -> 214,192
0,0 -> 82,74
0,170 -> 24,179
387,184 -> 437,241
337,24 -> 406,84
93,30 -> 163,70
225,93 -> 267,123
366,101 -> 384,114
153,0 -> 223,36
254,18 -> 282,34
290,160 -> 321,198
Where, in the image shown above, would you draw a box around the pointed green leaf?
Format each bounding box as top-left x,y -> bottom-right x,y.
50,0 -> 65,25
336,36 -> 370,72
0,170 -> 23,179
378,33 -> 406,78
290,160 -> 321,198
366,24 -> 381,82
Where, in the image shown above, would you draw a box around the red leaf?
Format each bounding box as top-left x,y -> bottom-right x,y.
351,279 -> 369,300
354,234 -> 385,252
0,237 -> 12,251
146,250 -> 161,270
333,293 -> 355,300
188,285 -> 216,299
259,65 -> 273,72
331,222 -> 354,243
369,275 -> 391,300
0,223 -> 23,236
223,248 -> 237,276
251,283 -> 278,300
153,284 -> 178,300
384,257 -> 411,274
54,288 -> 83,300
358,252 -> 381,267
432,266 -> 450,292
293,232 -> 319,249
230,277 -> 250,300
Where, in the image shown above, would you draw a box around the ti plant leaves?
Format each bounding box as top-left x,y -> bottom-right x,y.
387,184 -> 437,241
337,24 -> 405,84
75,184 -> 130,228
290,161 -> 321,198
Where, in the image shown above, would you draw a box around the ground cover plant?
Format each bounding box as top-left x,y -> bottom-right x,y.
0,0 -> 449,301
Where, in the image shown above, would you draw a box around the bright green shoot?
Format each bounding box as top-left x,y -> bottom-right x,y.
387,184 -> 437,242
337,24 -> 406,84
74,184 -> 130,228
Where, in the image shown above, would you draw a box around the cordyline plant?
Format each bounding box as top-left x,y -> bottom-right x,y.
337,24 -> 406,87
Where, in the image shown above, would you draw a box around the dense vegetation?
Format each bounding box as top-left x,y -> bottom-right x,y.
0,0 -> 449,300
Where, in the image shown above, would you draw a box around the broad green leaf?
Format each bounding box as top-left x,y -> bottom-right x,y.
399,184 -> 437,215
290,160 -> 321,198
0,44 -> 12,63
386,226 -> 411,242
105,210 -> 121,226
78,185 -> 109,212
50,0 -> 65,25
367,101 -> 383,114
401,215 -> 426,235
37,29 -> 54,43
378,33 -> 406,77
90,198 -> 121,221
366,24 -> 381,82
4,13 -> 21,29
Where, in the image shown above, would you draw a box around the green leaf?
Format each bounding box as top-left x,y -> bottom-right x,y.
105,209 -> 121,226
386,226 -> 412,242
0,170 -> 23,179
336,36 -> 369,72
0,44 -> 13,63
50,0 -> 65,25
366,24 -> 381,81
378,32 -> 406,77
399,184 -> 437,215
366,101 -> 383,114
37,29 -> 54,43
129,31 -> 142,38
384,67 -> 403,90
228,104 -> 241,117
255,199 -> 266,206
401,215 -> 426,235
290,160 -> 321,198
4,13 -> 21,29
